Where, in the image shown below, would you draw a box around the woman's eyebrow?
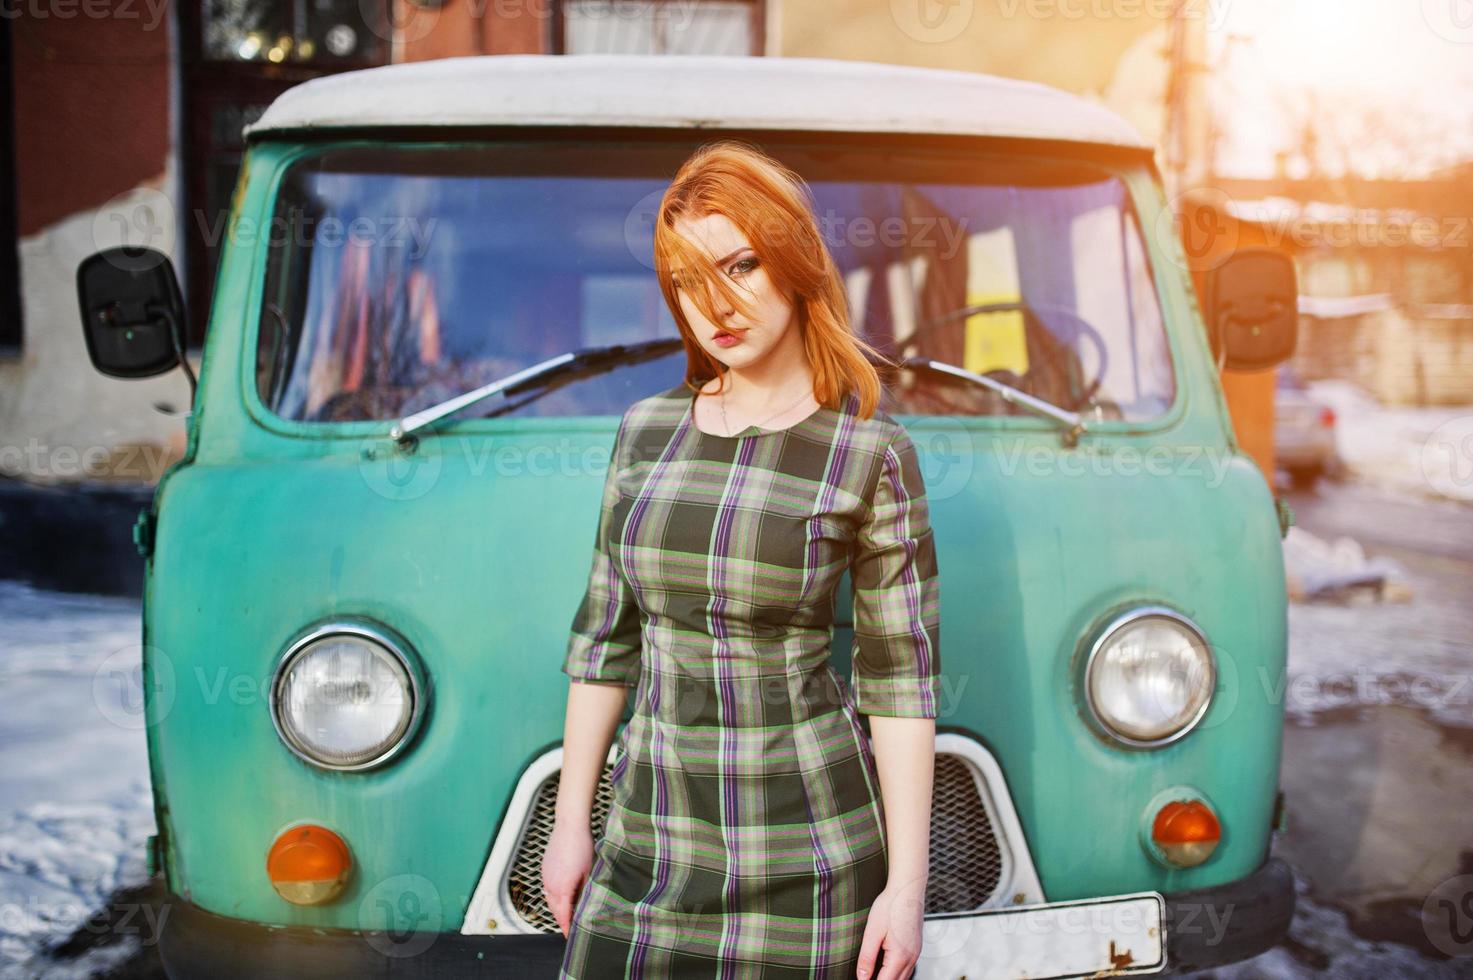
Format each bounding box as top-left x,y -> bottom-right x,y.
713,247 -> 751,265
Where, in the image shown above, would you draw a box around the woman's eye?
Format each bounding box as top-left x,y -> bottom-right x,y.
730,256 -> 758,276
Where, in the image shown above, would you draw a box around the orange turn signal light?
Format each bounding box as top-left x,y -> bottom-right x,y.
1151,799 -> 1221,868
266,824 -> 353,906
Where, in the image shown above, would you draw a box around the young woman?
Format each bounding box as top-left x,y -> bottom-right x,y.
543,140 -> 941,980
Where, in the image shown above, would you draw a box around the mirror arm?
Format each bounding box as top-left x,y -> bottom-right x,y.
148,302 -> 198,410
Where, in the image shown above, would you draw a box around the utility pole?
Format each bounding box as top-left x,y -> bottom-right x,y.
1162,0 -> 1211,202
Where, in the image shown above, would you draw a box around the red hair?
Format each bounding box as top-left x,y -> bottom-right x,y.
652,139 -> 893,419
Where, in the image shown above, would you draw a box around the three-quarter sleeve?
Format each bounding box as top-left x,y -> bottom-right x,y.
849,424 -> 941,717
562,414 -> 643,687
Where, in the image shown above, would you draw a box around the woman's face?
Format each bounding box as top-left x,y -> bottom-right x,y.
671,212 -> 796,370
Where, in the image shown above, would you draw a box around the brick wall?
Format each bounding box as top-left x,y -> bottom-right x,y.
1293,310 -> 1473,406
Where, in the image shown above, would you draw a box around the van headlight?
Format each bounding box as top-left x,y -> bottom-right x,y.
1084,607 -> 1215,747
271,623 -> 425,771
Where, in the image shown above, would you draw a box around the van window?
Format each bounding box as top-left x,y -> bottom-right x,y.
254,140 -> 1175,423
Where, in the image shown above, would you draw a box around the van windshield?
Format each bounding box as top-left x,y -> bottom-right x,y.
255,139 -> 1174,423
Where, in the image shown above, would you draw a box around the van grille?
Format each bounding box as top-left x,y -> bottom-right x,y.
924,752 -> 1005,914
505,760 -> 617,934
505,750 -> 1004,932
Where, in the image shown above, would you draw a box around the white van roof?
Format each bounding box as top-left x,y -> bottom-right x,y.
243,54 -> 1150,150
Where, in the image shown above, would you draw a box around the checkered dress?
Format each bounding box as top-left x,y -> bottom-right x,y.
559,382 -> 941,979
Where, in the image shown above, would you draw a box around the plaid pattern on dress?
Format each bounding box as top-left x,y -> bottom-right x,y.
560,382 -> 941,979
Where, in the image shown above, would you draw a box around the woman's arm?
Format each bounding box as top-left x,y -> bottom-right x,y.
870,715 -> 935,888
544,680 -> 628,935
543,415 -> 645,936
849,423 -> 942,980
856,716 -> 939,980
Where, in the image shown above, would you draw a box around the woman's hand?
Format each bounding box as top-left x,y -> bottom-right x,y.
856,873 -> 927,979
547,680 -> 628,936
541,819 -> 595,937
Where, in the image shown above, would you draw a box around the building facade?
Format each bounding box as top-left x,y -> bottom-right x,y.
1,0 -> 1175,490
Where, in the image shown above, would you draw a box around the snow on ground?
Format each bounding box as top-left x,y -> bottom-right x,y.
1282,559 -> 1472,730
1196,865 -> 1470,979
0,376 -> 1467,976
1308,379 -> 1473,506
0,581 -> 156,979
1281,512 -> 1470,729
1278,381 -> 1473,732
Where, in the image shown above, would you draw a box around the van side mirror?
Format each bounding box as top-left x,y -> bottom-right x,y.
1203,247 -> 1297,371
75,246 -> 188,380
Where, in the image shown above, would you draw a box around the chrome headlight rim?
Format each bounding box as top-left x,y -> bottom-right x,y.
269,620 -> 427,772
1083,604 -> 1216,749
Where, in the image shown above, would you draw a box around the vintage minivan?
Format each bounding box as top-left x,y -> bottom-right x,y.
75,54 -> 1300,978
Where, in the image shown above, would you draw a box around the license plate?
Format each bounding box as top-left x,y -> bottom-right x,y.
916,891 -> 1166,979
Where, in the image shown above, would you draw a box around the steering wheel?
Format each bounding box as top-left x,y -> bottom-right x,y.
900,300 -> 1110,413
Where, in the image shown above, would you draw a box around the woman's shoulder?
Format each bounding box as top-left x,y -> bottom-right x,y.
609,384 -> 692,460
621,384 -> 691,431
837,392 -> 912,457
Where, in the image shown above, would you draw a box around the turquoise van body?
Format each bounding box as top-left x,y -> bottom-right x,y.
89,55 -> 1297,978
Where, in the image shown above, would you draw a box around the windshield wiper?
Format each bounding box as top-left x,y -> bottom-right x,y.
390,338 -> 683,445
898,356 -> 1088,447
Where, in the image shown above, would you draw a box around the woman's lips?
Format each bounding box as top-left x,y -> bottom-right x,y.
712,330 -> 743,348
